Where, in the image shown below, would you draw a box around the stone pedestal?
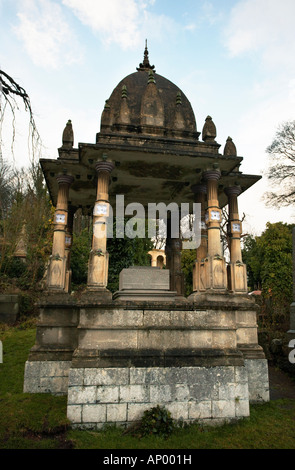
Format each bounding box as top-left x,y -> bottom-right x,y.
23,290 -> 269,427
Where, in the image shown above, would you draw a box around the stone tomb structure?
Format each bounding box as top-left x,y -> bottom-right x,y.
24,46 -> 269,428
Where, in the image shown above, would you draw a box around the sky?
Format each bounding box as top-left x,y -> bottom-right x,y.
1,0 -> 295,236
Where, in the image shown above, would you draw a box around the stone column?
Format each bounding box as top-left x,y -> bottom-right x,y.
47,174 -> 74,291
191,183 -> 207,292
202,169 -> 227,291
225,186 -> 247,293
87,160 -> 114,291
64,205 -> 76,293
165,213 -> 185,297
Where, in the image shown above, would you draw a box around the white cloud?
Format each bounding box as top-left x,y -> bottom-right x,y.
62,0 -> 172,49
13,0 -> 83,69
224,0 -> 295,72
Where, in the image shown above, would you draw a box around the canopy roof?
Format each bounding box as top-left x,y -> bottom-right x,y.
40,46 -> 261,214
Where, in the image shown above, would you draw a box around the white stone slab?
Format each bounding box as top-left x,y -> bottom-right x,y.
119,267 -> 170,291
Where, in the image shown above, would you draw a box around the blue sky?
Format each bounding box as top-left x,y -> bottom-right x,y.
1,0 -> 295,235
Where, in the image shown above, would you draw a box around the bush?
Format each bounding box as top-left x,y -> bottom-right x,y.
137,405 -> 176,438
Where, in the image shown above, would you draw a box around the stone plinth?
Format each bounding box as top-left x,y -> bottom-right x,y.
23,292 -> 269,427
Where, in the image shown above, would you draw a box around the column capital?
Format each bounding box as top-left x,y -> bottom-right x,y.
202,169 -> 221,181
95,161 -> 115,174
191,183 -> 207,194
224,185 -> 241,197
56,174 -> 74,186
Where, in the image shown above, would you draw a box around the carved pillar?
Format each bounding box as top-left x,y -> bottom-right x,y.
47,174 -> 74,291
65,205 -> 76,293
202,169 -> 227,291
191,183 -> 207,292
225,186 -> 247,293
87,160 -> 114,290
165,213 -> 185,297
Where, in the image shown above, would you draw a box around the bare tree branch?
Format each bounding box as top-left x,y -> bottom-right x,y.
0,69 -> 42,162
265,120 -> 295,207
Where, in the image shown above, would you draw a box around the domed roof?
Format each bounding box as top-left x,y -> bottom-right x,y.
99,44 -> 198,141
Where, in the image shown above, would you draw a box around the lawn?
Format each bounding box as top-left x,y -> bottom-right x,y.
1,322 -> 295,450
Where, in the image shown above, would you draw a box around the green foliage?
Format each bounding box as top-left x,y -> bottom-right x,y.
137,405 -> 176,438
70,218 -> 154,292
0,162 -> 53,295
181,249 -> 196,296
242,222 -> 293,330
70,228 -> 92,287
107,218 -> 153,293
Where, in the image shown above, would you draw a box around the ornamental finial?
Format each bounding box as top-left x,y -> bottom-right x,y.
137,40 -> 156,72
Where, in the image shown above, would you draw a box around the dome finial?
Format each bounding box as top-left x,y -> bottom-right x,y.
137,39 -> 156,72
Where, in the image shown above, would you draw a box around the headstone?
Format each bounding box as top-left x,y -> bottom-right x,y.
0,295 -> 19,324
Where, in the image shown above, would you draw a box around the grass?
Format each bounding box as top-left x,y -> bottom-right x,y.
1,323 -> 295,449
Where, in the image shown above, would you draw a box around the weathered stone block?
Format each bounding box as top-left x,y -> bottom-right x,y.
67,405 -> 82,422
40,361 -> 71,378
127,403 -> 151,422
212,400 -> 235,418
79,329 -> 138,349
245,359 -> 270,402
138,330 -> 213,350
119,385 -> 149,403
218,383 -> 236,401
79,308 -> 144,328
149,385 -> 172,403
166,402 -> 189,420
172,384 -> 190,401
188,401 -> 212,420
107,404 -> 127,423
68,386 -> 97,404
97,386 -> 119,403
189,382 -> 218,401
237,327 -> 258,345
68,369 -> 84,386
234,365 -> 248,384
83,368 -> 129,386
82,404 -> 106,423
235,399 -> 250,417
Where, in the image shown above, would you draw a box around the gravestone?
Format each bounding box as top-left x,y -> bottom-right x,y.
0,295 -> 19,324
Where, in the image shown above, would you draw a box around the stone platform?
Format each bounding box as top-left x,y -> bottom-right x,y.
23,289 -> 269,428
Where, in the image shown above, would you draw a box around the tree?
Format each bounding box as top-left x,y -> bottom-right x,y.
70,217 -> 154,293
265,120 -> 295,207
0,161 -> 53,292
242,222 -> 293,330
0,69 -> 41,159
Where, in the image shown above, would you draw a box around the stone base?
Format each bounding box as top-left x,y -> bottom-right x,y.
67,365 -> 250,429
23,360 -> 71,395
22,291 -> 270,428
245,358 -> 270,403
113,289 -> 178,302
